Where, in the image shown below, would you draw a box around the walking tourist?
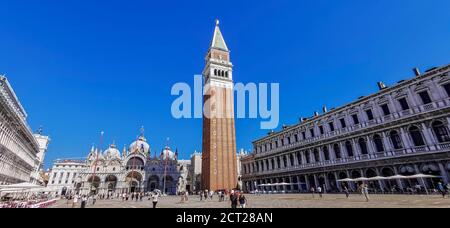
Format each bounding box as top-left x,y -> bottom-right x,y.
230,191 -> 238,209
200,190 -> 203,201
72,195 -> 79,208
204,189 -> 208,200
80,195 -> 87,208
317,186 -> 323,198
92,194 -> 97,205
152,193 -> 158,208
362,184 -> 370,202
310,187 -> 315,198
239,193 -> 247,208
438,182 -> 446,198
343,186 -> 350,198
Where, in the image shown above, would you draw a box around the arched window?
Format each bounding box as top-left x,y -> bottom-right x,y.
256,162 -> 259,172
373,134 -> 385,152
277,157 -> 281,168
389,130 -> 403,149
221,70 -> 225,77
409,126 -> 425,146
297,152 -> 302,164
283,156 -> 288,167
359,138 -> 368,155
272,158 -> 275,169
432,121 -> 450,143
225,71 -> 229,78
323,146 -> 330,160
334,144 -> 341,159
214,69 -> 217,76
345,141 -> 354,157
266,160 -> 270,170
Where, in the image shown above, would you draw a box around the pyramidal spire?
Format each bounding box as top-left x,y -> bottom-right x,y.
210,19 -> 229,51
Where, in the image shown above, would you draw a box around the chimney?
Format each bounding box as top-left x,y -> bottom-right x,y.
322,106 -> 328,113
413,68 -> 421,77
377,82 -> 387,90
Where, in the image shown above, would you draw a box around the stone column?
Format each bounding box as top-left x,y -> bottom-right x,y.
304,175 -> 310,191
293,153 -> 299,166
421,123 -> 437,150
300,152 -> 306,165
323,174 -> 330,193
334,172 -> 342,192
286,155 -> 292,168
352,138 -> 361,157
313,174 -> 319,188
375,168 -> 385,191
400,127 -> 413,152
393,166 -> 404,190
382,132 -> 393,154
438,163 -> 449,184
414,164 -> 429,189
346,170 -> 355,190
366,135 -> 376,156
339,142 -> 347,159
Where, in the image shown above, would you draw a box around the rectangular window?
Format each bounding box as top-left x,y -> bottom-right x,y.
418,91 -> 432,104
301,132 -> 306,140
319,126 -> 324,135
444,83 -> 450,97
352,114 -> 360,125
328,122 -> 335,132
398,98 -> 410,110
275,141 -> 279,148
310,129 -> 315,138
366,109 -> 374,120
288,137 -> 291,144
295,134 -> 299,142
340,118 -> 347,128
381,104 -> 391,116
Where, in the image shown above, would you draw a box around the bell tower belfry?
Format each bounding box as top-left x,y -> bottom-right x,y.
201,20 -> 238,191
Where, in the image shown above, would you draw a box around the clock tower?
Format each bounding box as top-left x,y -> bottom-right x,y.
201,20 -> 238,191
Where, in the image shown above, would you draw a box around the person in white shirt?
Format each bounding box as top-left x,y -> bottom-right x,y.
152,193 -> 159,208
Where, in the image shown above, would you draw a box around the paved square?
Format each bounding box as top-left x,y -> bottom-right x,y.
51,194 -> 450,208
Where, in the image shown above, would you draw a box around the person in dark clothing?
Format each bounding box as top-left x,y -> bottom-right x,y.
230,192 -> 238,208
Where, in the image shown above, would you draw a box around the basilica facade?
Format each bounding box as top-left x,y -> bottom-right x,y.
49,134 -> 190,196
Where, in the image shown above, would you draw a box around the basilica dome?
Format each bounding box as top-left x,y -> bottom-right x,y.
104,144 -> 121,160
161,146 -> 176,160
129,136 -> 150,154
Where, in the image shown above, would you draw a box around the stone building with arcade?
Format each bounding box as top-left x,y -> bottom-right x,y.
241,64 -> 450,193
48,134 -> 191,196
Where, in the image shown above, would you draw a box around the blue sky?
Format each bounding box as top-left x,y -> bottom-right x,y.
1,0 -> 449,169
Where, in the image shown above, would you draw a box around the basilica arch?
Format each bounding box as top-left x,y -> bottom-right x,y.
147,175 -> 160,191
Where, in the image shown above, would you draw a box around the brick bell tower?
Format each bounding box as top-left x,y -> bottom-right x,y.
201,20 -> 238,191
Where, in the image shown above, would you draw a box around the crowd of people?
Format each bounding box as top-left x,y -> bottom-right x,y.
66,191 -> 162,208
306,181 -> 450,202
194,189 -> 247,208
0,193 -> 55,208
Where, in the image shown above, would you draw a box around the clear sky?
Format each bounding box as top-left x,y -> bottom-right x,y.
1,0 -> 449,169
